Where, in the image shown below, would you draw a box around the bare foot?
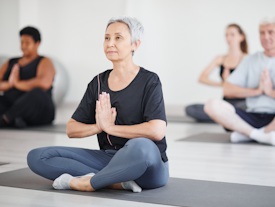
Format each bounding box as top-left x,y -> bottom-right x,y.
69,176 -> 95,192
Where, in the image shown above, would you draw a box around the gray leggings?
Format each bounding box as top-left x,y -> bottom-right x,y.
27,138 -> 169,190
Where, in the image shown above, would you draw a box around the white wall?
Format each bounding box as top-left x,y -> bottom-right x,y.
125,0 -> 275,105
0,0 -> 275,105
0,0 -> 20,57
17,0 -> 127,103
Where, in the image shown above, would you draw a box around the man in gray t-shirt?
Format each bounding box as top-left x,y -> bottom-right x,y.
204,17 -> 275,146
228,52 -> 275,113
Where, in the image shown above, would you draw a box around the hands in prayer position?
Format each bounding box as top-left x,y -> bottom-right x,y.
8,63 -> 20,88
262,68 -> 273,95
257,68 -> 274,96
221,67 -> 231,81
96,92 -> 117,134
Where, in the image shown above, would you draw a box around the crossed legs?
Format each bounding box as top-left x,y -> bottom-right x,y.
0,88 -> 54,127
204,99 -> 275,145
27,138 -> 169,192
204,99 -> 254,135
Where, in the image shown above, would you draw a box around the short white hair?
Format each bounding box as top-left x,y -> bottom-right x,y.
260,16 -> 275,26
107,16 -> 144,44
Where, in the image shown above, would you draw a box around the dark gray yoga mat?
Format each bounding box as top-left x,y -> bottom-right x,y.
0,168 -> 275,207
177,132 -> 266,145
166,115 -> 215,124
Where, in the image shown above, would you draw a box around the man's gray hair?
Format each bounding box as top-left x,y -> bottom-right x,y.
107,16 -> 144,44
260,16 -> 275,26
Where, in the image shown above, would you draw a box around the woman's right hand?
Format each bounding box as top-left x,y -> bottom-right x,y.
95,92 -> 117,134
8,63 -> 19,88
95,109 -> 103,133
222,67 -> 231,81
95,107 -> 116,134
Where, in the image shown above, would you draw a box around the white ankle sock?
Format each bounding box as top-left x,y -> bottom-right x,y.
53,173 -> 95,190
250,128 -> 275,145
121,181 -> 142,193
230,131 -> 251,143
76,173 -> 95,178
53,173 -> 73,190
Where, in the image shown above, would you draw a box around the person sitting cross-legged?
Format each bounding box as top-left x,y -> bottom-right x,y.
0,26 -> 55,128
27,16 -> 169,193
204,17 -> 275,145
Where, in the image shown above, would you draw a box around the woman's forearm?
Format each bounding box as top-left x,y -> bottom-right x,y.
67,119 -> 102,138
14,79 -> 36,91
198,56 -> 223,87
14,77 -> 52,91
106,120 -> 166,141
198,76 -> 223,87
0,81 -> 11,91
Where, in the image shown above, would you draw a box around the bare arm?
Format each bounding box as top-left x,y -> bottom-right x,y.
265,91 -> 275,98
66,115 -> 166,141
0,60 -> 12,91
13,58 -> 56,91
198,56 -> 223,87
66,118 -> 102,138
223,81 -> 262,98
106,120 -> 166,141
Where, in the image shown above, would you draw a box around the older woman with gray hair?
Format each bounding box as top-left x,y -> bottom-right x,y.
27,16 -> 169,193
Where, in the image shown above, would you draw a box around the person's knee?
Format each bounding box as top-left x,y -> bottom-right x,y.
127,138 -> 159,165
127,138 -> 155,153
22,88 -> 45,101
27,147 -> 55,172
205,99 -> 237,120
27,147 -> 44,171
185,105 -> 199,117
204,99 -> 230,116
204,99 -> 218,115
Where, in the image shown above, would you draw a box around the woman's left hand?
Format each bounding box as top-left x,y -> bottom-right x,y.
96,92 -> 117,133
222,67 -> 230,81
9,64 -> 20,87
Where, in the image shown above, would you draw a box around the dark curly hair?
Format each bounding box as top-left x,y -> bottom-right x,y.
20,26 -> 41,43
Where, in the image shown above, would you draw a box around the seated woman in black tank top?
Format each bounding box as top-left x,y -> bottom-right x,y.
185,24 -> 248,122
0,27 -> 56,128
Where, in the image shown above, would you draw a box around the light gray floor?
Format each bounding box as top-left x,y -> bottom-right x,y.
1,103 -> 275,207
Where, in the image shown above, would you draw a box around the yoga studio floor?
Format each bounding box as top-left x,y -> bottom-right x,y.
1,104 -> 275,207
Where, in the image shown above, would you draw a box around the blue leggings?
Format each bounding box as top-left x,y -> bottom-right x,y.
27,138 -> 169,190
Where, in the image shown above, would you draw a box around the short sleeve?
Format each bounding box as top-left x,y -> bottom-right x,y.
71,82 -> 96,124
143,81 -> 166,122
227,56 -> 250,87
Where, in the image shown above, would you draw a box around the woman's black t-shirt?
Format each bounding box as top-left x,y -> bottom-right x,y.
72,67 -> 168,162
